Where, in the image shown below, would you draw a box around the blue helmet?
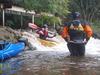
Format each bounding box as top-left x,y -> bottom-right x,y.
71,12 -> 81,19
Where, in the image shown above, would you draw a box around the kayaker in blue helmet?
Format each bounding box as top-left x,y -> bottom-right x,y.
61,12 -> 93,56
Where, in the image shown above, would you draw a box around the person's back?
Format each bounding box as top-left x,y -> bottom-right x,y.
69,20 -> 84,42
61,12 -> 93,56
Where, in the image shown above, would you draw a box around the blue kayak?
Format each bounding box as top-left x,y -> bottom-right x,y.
0,41 -> 25,60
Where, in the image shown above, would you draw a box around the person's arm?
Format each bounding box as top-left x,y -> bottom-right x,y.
84,25 -> 93,42
61,26 -> 70,42
36,29 -> 44,35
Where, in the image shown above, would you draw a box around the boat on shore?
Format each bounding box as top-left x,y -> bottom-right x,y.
0,41 -> 25,60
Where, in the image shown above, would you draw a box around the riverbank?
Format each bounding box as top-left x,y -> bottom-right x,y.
0,26 -> 21,43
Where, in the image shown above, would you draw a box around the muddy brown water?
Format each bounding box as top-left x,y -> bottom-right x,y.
0,50 -> 100,75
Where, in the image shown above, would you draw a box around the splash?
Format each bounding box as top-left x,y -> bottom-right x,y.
86,38 -> 100,55
22,31 -> 100,56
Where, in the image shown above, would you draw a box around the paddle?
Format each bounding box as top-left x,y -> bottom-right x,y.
28,23 -> 39,30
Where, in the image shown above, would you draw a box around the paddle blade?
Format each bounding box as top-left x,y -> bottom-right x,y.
28,23 -> 38,29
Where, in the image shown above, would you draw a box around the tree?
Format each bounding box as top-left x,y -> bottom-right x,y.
34,14 -> 61,27
21,0 -> 69,16
68,0 -> 100,22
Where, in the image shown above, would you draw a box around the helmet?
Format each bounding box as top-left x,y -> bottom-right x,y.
71,12 -> 80,19
42,24 -> 48,28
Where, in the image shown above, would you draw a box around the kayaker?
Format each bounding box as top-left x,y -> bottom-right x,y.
61,12 -> 93,56
36,24 -> 56,40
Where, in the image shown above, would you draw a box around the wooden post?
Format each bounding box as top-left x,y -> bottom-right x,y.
2,9 -> 5,27
20,12 -> 23,29
32,14 -> 34,23
1,4 -> 5,27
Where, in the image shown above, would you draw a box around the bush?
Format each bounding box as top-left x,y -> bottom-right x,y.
34,14 -> 62,27
92,20 -> 100,32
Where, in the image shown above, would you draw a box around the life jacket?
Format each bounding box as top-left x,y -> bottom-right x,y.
43,29 -> 48,36
68,20 -> 86,43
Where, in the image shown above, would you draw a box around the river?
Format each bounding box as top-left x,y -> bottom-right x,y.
0,32 -> 100,75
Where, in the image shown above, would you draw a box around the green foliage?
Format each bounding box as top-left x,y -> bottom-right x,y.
34,14 -> 61,27
47,16 -> 61,25
34,17 -> 43,26
92,20 -> 100,32
6,20 -> 14,27
20,0 -> 69,16
68,0 -> 100,21
9,0 -> 100,33
5,13 -> 31,29
48,0 -> 69,15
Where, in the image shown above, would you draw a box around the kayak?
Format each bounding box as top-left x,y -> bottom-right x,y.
38,39 -> 57,47
0,41 -> 25,60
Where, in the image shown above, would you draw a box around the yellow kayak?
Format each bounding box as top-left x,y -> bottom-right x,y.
38,38 -> 57,47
